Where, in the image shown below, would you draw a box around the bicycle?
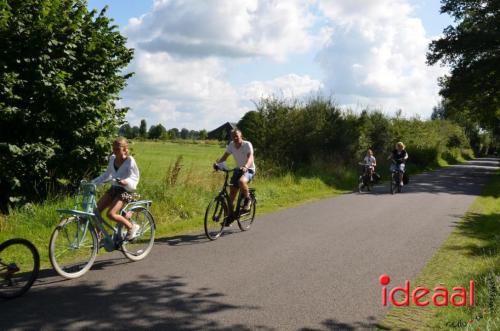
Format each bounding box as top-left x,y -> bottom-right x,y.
49,180 -> 155,279
204,166 -> 257,240
390,160 -> 404,194
358,163 -> 375,193
0,238 -> 40,299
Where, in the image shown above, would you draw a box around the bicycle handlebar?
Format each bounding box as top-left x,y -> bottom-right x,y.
213,163 -> 239,173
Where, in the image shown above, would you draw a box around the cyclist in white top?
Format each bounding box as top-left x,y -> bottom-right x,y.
215,129 -> 255,211
92,137 -> 140,240
362,149 -> 377,179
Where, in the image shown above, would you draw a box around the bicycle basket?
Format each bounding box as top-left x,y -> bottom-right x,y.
76,182 -> 97,213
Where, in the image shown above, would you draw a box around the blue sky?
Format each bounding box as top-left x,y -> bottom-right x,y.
87,0 -> 453,130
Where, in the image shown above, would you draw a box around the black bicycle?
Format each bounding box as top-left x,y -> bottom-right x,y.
390,160 -> 404,194
204,166 -> 257,240
358,163 -> 375,193
0,238 -> 40,299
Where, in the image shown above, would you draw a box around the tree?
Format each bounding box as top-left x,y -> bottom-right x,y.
238,110 -> 264,148
199,129 -> 208,140
168,128 -> 180,139
180,128 -> 189,139
0,0 -> 133,211
131,126 -> 140,139
427,0 -> 500,142
139,119 -> 147,138
119,123 -> 133,138
148,124 -> 166,139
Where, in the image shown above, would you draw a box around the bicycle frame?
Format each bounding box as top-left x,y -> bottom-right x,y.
215,168 -> 247,221
56,182 -> 154,251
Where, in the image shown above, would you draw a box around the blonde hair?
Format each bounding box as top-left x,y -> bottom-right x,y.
113,136 -> 128,147
396,142 -> 405,149
112,137 -> 129,157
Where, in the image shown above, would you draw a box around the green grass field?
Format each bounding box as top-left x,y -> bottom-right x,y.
0,140 -> 354,268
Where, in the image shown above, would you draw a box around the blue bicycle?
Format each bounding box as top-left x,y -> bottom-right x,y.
49,181 -> 155,279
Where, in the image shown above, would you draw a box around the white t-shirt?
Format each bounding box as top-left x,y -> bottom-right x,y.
92,155 -> 140,192
363,155 -> 376,167
226,140 -> 256,172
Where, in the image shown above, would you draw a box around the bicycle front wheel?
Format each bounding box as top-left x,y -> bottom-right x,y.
204,197 -> 227,240
237,195 -> 256,231
0,238 -> 40,299
121,208 -> 155,261
390,174 -> 395,194
49,217 -> 98,279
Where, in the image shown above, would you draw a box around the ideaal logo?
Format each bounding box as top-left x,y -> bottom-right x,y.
379,274 -> 475,307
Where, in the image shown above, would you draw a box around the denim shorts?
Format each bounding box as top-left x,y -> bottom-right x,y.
390,163 -> 405,172
230,169 -> 255,187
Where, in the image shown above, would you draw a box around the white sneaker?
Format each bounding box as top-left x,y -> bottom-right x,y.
242,198 -> 252,212
126,224 -> 140,241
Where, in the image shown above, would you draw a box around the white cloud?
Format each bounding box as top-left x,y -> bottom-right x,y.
120,0 -> 320,130
242,74 -> 324,100
122,50 -> 246,130
118,0 -> 447,130
316,0 -> 447,117
125,0 -> 316,61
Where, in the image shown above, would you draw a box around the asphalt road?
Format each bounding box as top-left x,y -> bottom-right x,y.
1,158 -> 498,331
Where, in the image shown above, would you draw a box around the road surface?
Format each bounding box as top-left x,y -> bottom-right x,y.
1,158 -> 498,330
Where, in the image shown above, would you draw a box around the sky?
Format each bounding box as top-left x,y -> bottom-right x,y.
87,0 -> 453,131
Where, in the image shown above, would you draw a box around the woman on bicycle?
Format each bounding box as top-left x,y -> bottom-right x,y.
92,137 -> 140,240
388,142 -> 408,186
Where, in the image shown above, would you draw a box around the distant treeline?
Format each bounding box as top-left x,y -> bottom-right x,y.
119,120 -> 208,140
237,97 -> 474,172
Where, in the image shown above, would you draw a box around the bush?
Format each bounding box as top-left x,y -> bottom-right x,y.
0,1 -> 133,211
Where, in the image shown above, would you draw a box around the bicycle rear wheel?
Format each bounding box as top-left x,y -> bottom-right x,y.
204,197 -> 227,240
121,208 -> 155,261
0,238 -> 40,299
49,217 -> 98,279
237,195 -> 256,231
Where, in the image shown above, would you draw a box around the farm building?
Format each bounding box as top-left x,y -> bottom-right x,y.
207,122 -> 237,141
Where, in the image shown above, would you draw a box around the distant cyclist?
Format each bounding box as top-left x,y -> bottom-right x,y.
388,142 -> 408,186
214,129 -> 256,212
362,149 -> 377,180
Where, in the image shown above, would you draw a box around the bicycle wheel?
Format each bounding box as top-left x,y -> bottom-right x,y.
204,197 -> 227,240
121,208 -> 155,261
390,174 -> 395,194
358,176 -> 364,193
49,217 -> 98,279
0,238 -> 40,299
237,195 -> 256,231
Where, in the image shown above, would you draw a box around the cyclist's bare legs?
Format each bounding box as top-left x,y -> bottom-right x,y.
367,166 -> 374,178
229,175 -> 250,208
106,199 -> 133,229
96,192 -> 133,229
96,192 -> 113,212
229,186 -> 239,207
239,176 -> 250,199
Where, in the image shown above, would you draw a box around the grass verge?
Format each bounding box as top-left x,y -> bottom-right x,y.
0,141 -> 356,269
378,170 -> 500,330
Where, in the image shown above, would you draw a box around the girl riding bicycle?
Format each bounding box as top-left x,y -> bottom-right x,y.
362,149 -> 377,180
92,137 -> 140,240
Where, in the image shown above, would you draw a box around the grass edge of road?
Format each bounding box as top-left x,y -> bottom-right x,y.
377,169 -> 500,330
0,151 -> 480,271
